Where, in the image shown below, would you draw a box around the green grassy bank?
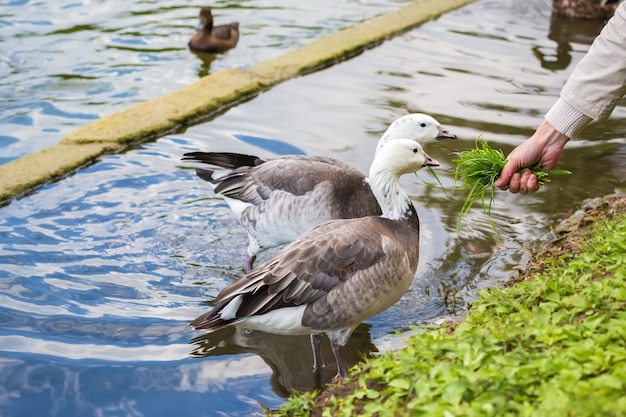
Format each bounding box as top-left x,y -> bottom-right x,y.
272,194 -> 626,417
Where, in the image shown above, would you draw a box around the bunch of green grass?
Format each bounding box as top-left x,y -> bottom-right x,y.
453,135 -> 570,231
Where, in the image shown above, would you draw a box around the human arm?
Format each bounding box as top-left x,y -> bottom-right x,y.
495,2 -> 626,194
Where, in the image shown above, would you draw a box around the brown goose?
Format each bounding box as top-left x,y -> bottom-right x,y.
188,7 -> 239,53
182,113 -> 455,271
190,139 -> 439,379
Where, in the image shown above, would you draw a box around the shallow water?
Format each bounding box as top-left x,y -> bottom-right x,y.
1,0 -> 626,416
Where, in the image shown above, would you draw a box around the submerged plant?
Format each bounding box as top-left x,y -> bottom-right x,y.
453,135 -> 571,231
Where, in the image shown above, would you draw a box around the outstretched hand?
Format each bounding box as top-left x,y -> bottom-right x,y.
494,120 -> 570,194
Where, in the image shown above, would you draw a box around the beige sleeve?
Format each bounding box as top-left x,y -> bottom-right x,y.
546,2 -> 626,138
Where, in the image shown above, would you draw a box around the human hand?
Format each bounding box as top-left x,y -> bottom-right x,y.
494,120 -> 570,194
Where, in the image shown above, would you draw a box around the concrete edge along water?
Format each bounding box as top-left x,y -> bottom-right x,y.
0,0 -> 474,204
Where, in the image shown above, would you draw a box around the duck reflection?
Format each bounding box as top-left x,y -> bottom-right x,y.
191,51 -> 217,78
189,323 -> 378,397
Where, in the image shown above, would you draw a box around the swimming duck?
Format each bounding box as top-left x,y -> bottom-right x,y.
182,113 -> 455,271
190,139 -> 439,379
552,0 -> 622,19
188,7 -> 239,53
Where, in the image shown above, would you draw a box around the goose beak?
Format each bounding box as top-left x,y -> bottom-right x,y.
436,124 -> 456,140
423,153 -> 440,167
196,20 -> 205,30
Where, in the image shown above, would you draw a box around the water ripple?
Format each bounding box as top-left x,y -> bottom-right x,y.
0,0 -> 416,164
1,1 -> 625,416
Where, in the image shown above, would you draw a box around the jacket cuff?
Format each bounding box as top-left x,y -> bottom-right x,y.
544,97 -> 592,139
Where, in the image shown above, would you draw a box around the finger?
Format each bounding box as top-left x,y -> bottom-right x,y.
494,162 -> 516,188
508,172 -> 522,193
518,169 -> 530,195
494,175 -> 507,189
527,173 -> 539,193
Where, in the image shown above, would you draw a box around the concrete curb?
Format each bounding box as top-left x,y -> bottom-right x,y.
0,0 -> 474,204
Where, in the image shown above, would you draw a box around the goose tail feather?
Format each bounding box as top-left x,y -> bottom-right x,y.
189,311 -> 238,332
195,168 -> 218,184
182,151 -> 264,170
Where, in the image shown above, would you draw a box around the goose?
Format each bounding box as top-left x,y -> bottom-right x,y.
188,7 -> 239,53
190,139 -> 439,379
182,113 -> 455,271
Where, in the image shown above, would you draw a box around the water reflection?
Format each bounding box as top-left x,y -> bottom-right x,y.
190,324 -> 377,396
0,354 -> 280,417
191,51 -> 217,78
533,13 -> 607,70
0,0 -> 625,416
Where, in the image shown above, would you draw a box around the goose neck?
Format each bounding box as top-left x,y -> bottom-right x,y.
367,168 -> 412,220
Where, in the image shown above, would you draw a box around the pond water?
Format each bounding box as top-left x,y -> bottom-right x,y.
1,0 -> 626,416
0,0 -> 410,165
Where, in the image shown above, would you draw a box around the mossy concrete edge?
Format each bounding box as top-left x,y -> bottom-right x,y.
0,0 -> 474,204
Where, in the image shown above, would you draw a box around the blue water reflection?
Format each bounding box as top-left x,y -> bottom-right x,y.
0,136 -> 282,416
1,0 -> 625,416
232,134 -> 307,155
1,353 -> 279,417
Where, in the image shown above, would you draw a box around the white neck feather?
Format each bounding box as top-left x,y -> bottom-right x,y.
367,165 -> 412,220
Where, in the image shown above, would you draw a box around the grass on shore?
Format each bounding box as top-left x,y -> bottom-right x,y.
271,196 -> 626,417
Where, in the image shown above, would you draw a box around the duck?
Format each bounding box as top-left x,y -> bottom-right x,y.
190,139 -> 439,379
182,113 -> 456,271
188,7 -> 239,53
552,0 -> 622,20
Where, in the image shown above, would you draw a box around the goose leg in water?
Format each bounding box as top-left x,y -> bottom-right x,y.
244,254 -> 256,272
331,341 -> 349,379
310,333 -> 325,370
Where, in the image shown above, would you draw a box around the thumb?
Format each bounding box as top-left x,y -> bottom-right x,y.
493,161 -> 517,188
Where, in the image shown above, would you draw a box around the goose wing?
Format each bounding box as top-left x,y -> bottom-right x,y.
193,154 -> 365,206
189,216 -> 395,329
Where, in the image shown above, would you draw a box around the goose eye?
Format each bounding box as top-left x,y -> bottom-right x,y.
420,123 -> 426,127
413,148 -> 418,153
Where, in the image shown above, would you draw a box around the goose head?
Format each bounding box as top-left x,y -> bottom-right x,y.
369,139 -> 439,219
377,113 -> 456,153
371,139 -> 439,177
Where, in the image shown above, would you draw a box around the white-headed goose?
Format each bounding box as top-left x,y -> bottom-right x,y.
190,139 -> 439,379
183,113 -> 455,271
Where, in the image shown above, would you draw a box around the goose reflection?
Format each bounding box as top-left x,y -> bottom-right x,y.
532,12 -> 608,71
189,323 -> 378,396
